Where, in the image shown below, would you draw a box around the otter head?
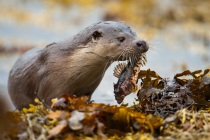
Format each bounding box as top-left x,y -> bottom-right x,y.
82,21 -> 149,63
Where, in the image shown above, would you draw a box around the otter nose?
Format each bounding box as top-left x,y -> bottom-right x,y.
136,40 -> 146,48
136,40 -> 148,52
136,40 -> 149,52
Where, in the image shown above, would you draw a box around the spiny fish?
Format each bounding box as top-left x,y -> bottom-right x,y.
113,53 -> 147,104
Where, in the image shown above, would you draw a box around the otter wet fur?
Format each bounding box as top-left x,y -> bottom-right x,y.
8,21 -> 149,109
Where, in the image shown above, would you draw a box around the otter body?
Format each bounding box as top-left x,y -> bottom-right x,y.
8,21 -> 149,109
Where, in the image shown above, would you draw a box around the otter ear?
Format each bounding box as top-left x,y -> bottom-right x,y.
92,30 -> 102,42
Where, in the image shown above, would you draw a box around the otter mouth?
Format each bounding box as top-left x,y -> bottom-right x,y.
113,52 -> 147,67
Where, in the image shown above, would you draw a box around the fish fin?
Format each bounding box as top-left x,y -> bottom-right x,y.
113,63 -> 127,78
141,53 -> 147,66
136,53 -> 147,66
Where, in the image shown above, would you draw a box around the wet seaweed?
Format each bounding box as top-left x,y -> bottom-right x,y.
1,69 -> 210,140
136,69 -> 210,118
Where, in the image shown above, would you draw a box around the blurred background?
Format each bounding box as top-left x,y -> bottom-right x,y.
0,0 -> 209,109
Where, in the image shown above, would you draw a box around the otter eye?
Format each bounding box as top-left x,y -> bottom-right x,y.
117,37 -> 125,43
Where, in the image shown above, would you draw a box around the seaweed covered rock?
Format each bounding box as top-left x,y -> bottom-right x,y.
136,69 -> 210,117
1,96 -> 162,139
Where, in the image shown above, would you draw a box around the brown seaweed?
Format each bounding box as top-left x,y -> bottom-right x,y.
136,69 -> 210,117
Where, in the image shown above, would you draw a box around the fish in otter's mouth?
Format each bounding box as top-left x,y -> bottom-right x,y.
113,52 -> 147,104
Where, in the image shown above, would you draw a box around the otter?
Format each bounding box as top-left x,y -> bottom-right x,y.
8,21 -> 149,109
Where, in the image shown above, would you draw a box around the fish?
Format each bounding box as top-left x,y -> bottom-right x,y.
113,53 -> 147,104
